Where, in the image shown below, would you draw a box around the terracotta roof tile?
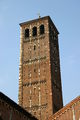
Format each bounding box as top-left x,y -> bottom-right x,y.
49,96 -> 80,120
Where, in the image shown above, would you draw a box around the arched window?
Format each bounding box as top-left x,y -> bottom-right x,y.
25,28 -> 29,38
40,24 -> 45,35
32,27 -> 37,37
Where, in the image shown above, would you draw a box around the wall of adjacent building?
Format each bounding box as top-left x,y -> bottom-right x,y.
49,96 -> 80,120
0,92 -> 37,120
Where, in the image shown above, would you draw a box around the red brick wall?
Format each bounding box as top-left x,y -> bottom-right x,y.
18,16 -> 63,120
0,94 -> 37,120
49,19 -> 63,113
18,17 -> 54,120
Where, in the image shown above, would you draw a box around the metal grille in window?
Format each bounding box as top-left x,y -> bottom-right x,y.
40,24 -> 45,35
32,27 -> 37,36
25,29 -> 29,38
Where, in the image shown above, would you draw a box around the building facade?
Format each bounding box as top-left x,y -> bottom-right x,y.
18,16 -> 63,120
0,92 -> 37,120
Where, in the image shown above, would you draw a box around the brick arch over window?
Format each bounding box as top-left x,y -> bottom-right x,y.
25,28 -> 29,38
40,24 -> 45,35
32,26 -> 37,37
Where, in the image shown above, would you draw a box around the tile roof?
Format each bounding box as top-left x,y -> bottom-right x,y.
49,95 -> 80,120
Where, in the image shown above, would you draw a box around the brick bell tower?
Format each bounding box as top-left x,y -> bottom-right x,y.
18,16 -> 63,120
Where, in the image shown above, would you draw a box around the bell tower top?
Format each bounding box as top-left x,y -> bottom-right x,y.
19,16 -> 59,34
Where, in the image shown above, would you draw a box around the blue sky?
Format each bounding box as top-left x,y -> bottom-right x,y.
0,0 -> 80,106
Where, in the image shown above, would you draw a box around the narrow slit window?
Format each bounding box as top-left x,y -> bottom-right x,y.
40,24 -> 45,35
32,27 -> 37,36
34,45 -> 36,50
25,29 -> 29,38
34,68 -> 36,73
